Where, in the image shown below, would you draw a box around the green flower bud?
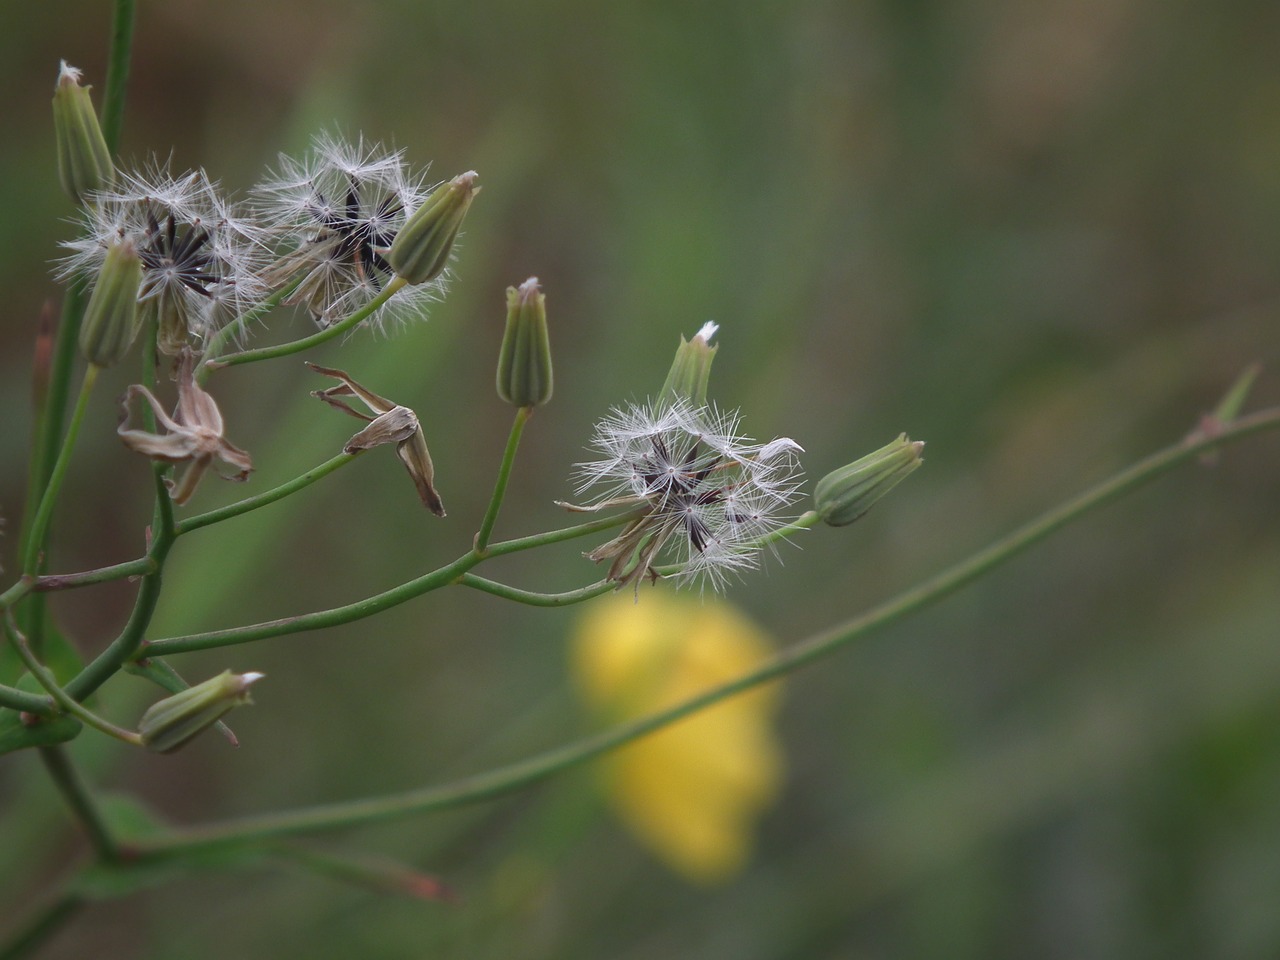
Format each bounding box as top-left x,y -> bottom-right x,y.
387,170 -> 479,285
658,322 -> 719,407
497,277 -> 553,408
813,434 -> 924,527
138,670 -> 263,754
79,239 -> 142,368
52,61 -> 114,204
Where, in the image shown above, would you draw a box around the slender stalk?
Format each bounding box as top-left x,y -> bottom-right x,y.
207,278 -> 407,371
35,557 -> 156,592
130,407 -> 1280,855
38,745 -> 118,861
175,453 -> 358,536
5,613 -> 142,746
475,407 -> 532,553
484,508 -> 646,558
0,890 -> 85,960
0,577 -> 36,611
99,0 -> 136,152
0,683 -> 54,715
145,511 -> 644,656
196,283 -> 297,378
22,366 -> 99,575
458,574 -> 616,607
143,552 -> 482,656
65,518 -> 174,703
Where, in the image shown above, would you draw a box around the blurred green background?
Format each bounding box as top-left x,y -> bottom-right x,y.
2,0 -> 1279,956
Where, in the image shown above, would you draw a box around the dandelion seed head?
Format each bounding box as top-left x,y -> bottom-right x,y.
572,399 -> 803,591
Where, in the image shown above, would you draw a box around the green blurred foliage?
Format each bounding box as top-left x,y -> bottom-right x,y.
1,0 -> 1279,957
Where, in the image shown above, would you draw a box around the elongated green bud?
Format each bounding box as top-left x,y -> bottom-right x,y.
497,277 -> 553,407
79,239 -> 142,368
658,322 -> 719,406
813,434 -> 924,527
138,670 -> 264,753
53,61 -> 114,204
387,171 -> 479,285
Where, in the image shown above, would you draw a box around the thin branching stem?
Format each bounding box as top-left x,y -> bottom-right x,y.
127,407 -> 1280,856
38,745 -> 119,860
175,453 -> 359,535
145,509 -> 645,655
457,574 -> 616,607
0,888 -> 85,960
22,366 -> 99,576
475,406 -> 533,553
207,278 -> 407,371
34,557 -> 156,592
4,612 -> 142,746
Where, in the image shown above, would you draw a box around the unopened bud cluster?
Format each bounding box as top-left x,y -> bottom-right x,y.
52,61 -> 113,204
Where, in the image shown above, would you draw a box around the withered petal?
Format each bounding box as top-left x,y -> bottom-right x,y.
306,362 -> 397,416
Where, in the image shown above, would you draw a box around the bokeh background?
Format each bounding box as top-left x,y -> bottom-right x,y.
2,0 -> 1279,957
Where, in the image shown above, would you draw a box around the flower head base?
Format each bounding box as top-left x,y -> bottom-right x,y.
256,133 -> 439,330
566,401 -> 803,592
118,350 -> 253,504
61,165 -> 268,354
307,363 -> 446,516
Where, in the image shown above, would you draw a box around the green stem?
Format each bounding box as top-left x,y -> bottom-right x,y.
144,510 -> 643,656
38,745 -> 119,861
0,890 -> 85,960
34,557 -> 156,592
99,0 -> 136,153
130,407 -> 1280,856
143,553 -> 482,656
457,574 -> 615,607
4,613 -> 142,746
206,278 -> 407,372
0,683 -> 54,715
475,407 -> 532,553
22,366 -> 99,575
485,508 -> 646,558
175,453 -> 358,536
65,465 -> 176,703
196,283 -> 297,378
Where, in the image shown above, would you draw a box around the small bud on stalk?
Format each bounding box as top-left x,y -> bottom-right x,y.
658,322 -> 719,406
138,670 -> 264,753
813,434 -> 924,527
387,171 -> 479,285
497,277 -> 553,408
79,239 -> 142,368
52,61 -> 114,204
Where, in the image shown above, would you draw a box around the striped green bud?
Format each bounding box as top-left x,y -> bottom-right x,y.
497,277 -> 553,407
658,322 -> 719,407
813,434 -> 924,527
52,61 -> 114,204
138,670 -> 263,754
387,170 -> 479,285
79,239 -> 142,368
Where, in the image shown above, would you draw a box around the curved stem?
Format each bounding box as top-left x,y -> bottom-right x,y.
207,278 -> 407,372
22,366 -> 99,575
147,510 -> 644,656
0,682 -> 54,715
475,407 -> 532,553
196,283 -> 297,379
175,453 -> 359,536
143,552 -> 482,656
5,613 -> 142,746
131,407 -> 1280,856
35,557 -> 156,592
457,574 -> 616,607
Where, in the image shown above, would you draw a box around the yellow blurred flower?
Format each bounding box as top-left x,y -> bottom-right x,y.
571,590 -> 784,883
